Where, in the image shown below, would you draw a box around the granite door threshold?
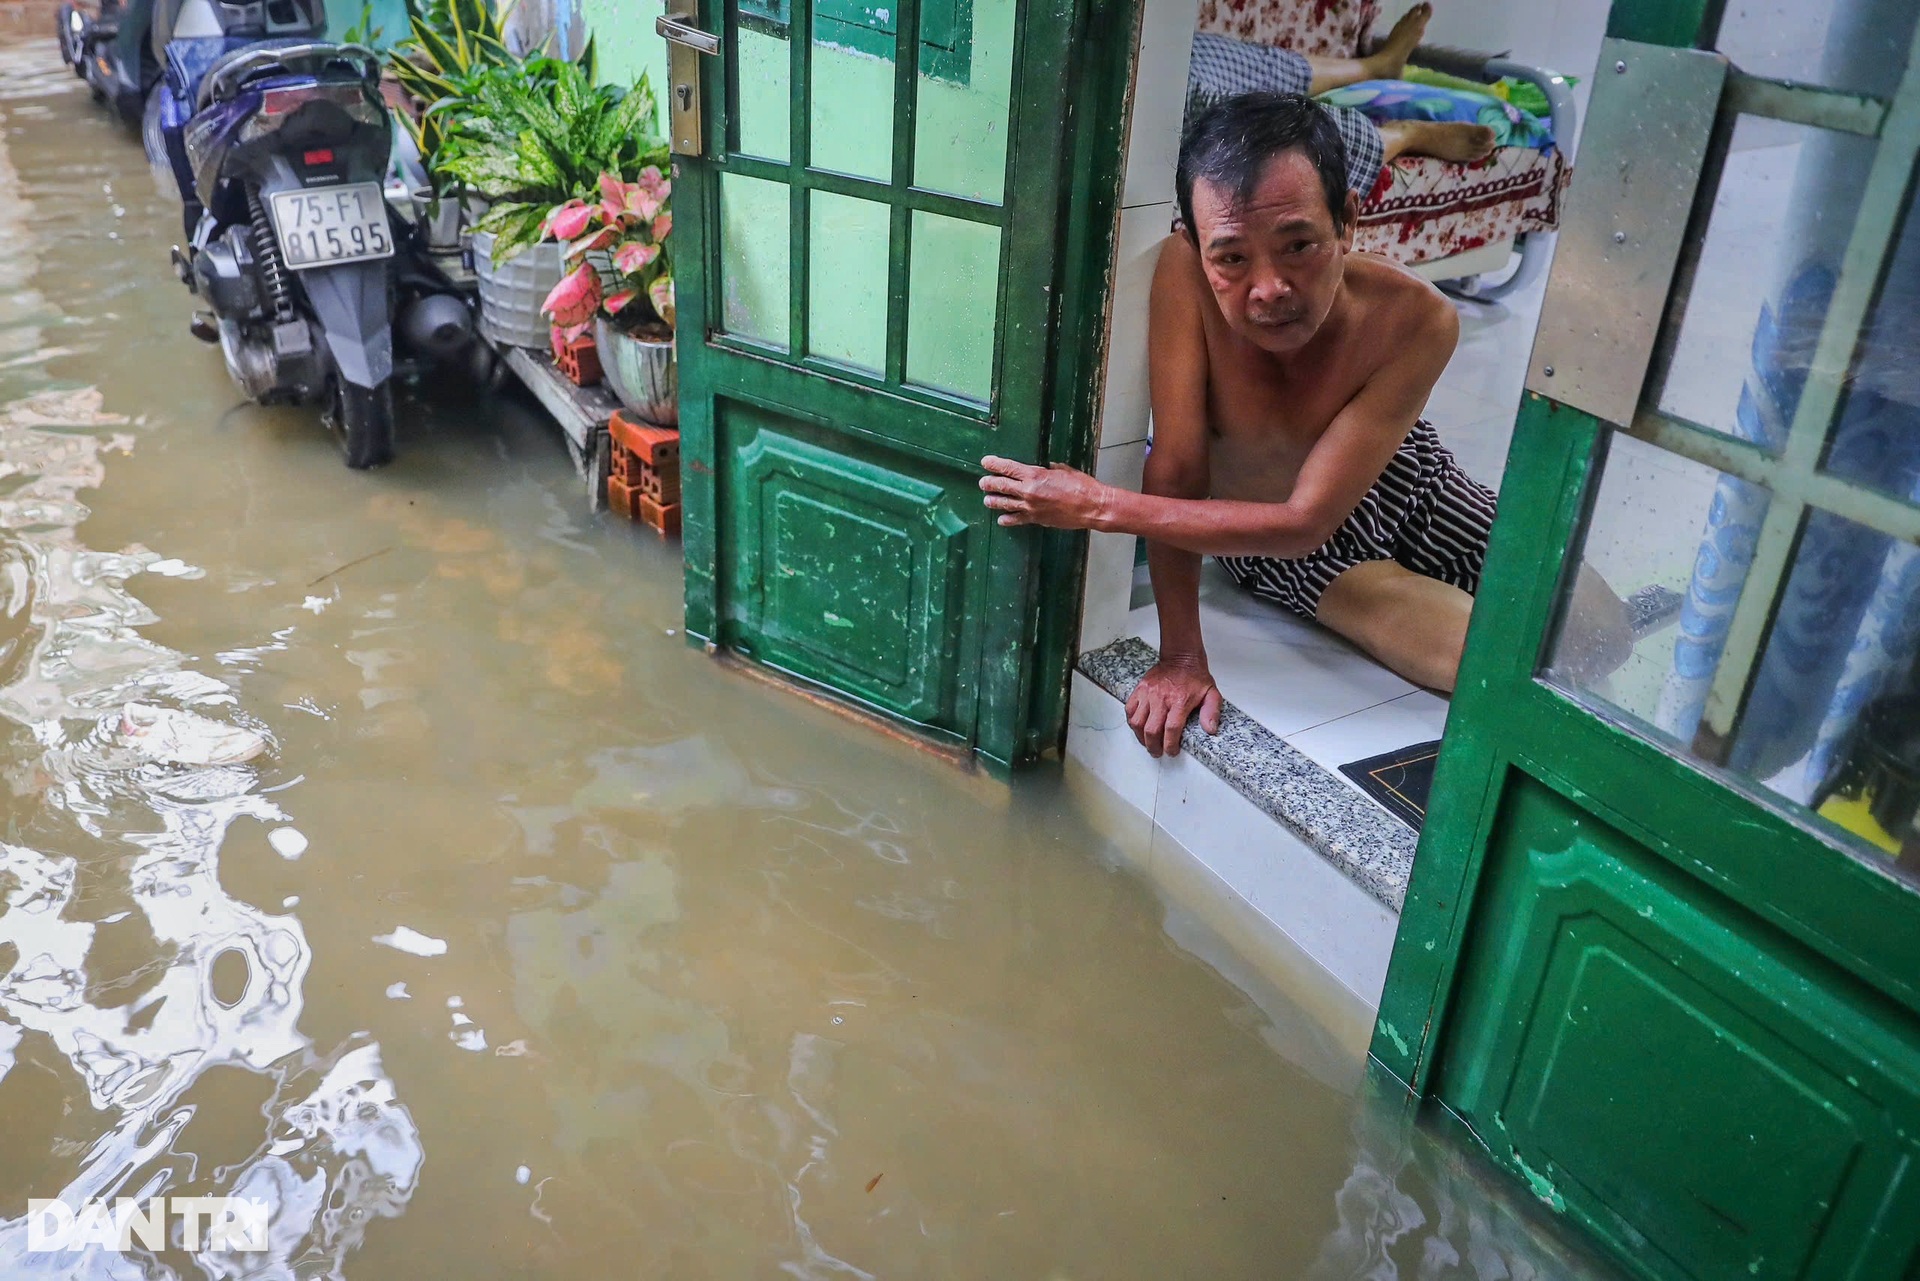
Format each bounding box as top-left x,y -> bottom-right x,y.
1077,637 -> 1417,913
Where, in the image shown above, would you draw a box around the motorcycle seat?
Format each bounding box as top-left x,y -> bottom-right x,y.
163,33 -> 252,102
195,38 -> 376,112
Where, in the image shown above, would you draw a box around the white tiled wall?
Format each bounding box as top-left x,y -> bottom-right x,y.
1065,676 -> 1400,1011
1080,441 -> 1148,654
1076,0 -> 1196,653
1121,0 -> 1201,210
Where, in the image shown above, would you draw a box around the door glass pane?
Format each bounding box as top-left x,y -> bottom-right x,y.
1729,508 -> 1920,882
809,7 -> 895,180
720,173 -> 792,348
1545,434 -> 1771,734
1818,185 -> 1920,509
906,211 -> 999,400
913,0 -> 1012,203
808,192 -> 890,370
1653,118 -> 1875,444
1546,435 -> 1920,884
1714,0 -> 1918,99
734,0 -> 791,162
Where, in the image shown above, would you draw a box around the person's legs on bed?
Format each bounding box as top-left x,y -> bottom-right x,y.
1378,118 -> 1497,164
1302,1 -> 1433,94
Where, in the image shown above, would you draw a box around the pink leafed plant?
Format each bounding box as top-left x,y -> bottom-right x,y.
539,167 -> 675,344
541,262 -> 604,344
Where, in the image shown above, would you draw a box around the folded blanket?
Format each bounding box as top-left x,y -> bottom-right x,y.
1401,65 -> 1566,119
1315,78 -> 1556,153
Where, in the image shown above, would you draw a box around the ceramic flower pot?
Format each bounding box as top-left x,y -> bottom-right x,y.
471,232 -> 564,349
421,193 -> 462,252
596,316 -> 678,426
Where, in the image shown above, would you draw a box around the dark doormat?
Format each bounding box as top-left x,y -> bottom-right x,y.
1339,739 -> 1442,832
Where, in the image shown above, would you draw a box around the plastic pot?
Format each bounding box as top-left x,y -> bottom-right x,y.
472,232 -> 564,349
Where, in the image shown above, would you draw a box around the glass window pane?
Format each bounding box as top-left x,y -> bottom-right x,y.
906,211 -> 998,401
1714,0 -> 1918,99
1817,171 -> 1920,509
1546,433 -> 1920,885
720,173 -> 791,348
1545,434 -> 1770,736
913,0 -> 1012,203
1731,507 -> 1920,883
809,7 -> 895,180
1653,118 -> 1875,444
734,0 -> 791,162
808,192 -> 890,371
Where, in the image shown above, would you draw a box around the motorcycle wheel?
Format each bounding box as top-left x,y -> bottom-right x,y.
326,379 -> 396,470
56,12 -> 82,75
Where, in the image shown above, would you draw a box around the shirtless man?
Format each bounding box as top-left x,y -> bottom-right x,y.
980,93 -> 1628,756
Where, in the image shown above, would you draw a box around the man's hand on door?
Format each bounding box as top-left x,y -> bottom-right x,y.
979,456 -> 1112,530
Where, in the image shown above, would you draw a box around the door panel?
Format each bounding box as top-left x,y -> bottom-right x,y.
717,400 -> 983,727
1437,774 -> 1920,1281
672,0 -> 1125,764
1376,0 -> 1920,1274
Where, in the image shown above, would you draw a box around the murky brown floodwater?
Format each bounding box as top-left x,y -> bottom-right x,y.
0,42 -> 1622,1279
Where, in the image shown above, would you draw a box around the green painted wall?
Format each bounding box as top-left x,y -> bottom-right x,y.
581,0 -> 671,131
326,0 -> 410,47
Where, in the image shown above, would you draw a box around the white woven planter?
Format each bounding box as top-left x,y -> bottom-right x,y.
472,232 -> 564,349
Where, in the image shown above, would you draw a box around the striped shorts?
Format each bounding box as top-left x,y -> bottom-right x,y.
1185,33 -> 1387,200
1216,421 -> 1498,619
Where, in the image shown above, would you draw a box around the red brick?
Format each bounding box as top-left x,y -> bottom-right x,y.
609,412 -> 679,465
637,495 -> 681,537
606,474 -> 641,521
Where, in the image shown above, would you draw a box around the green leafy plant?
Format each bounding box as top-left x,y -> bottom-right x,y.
430,58 -> 666,265
385,0 -> 596,188
340,1 -> 384,46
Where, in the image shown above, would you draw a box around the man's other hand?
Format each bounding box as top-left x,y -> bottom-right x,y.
979,456 -> 1111,530
1125,658 -> 1222,757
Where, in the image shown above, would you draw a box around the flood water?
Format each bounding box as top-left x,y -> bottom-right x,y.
0,42 -> 1620,1280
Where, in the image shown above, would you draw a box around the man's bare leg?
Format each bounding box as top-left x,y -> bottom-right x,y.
1378,118 -> 1498,163
1315,561 -> 1472,692
1304,2 -> 1432,94
1316,560 -> 1637,693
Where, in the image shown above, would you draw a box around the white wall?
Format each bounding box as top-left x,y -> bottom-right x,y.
1376,0 -> 1610,84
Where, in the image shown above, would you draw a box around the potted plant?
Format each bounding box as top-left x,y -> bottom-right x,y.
539,168 -> 676,423
383,0 -> 576,254
409,57 -> 656,348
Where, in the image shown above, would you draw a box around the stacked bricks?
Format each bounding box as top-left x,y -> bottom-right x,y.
608,411 -> 681,537
552,331 -> 603,387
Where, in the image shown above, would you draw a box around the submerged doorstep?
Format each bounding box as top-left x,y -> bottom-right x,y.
1076,638 -> 1418,913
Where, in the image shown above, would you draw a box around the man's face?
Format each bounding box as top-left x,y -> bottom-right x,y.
1190,151 -> 1357,355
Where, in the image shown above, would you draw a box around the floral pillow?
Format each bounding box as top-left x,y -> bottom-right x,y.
1315,80 -> 1556,152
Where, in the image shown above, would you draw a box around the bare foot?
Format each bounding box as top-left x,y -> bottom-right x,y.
1379,120 -> 1499,164
1366,2 -> 1432,81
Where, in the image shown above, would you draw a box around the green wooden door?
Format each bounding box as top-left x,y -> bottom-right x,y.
1374,2 -> 1920,1277
667,0 -> 1129,766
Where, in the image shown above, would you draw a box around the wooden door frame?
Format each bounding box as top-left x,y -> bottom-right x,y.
669,0 -> 1141,768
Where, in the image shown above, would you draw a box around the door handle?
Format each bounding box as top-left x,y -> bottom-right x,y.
657,11 -> 718,155
655,13 -> 720,56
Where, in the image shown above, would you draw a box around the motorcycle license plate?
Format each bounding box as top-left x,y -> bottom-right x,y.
269,183 -> 394,270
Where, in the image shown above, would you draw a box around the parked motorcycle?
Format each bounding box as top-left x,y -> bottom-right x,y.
143,26 -> 485,467
58,0 -> 154,121
60,0 -> 319,125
